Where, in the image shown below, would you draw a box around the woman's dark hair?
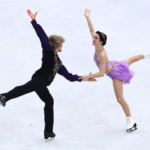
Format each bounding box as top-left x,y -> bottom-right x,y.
96,31 -> 107,46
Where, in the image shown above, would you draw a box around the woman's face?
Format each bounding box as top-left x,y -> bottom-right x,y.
92,33 -> 102,46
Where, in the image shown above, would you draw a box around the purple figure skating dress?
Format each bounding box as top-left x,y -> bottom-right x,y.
94,52 -> 135,84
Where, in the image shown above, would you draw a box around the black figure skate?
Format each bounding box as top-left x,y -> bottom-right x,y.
0,95 -> 6,107
44,132 -> 56,140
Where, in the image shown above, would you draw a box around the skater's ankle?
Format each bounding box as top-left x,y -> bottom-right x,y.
126,116 -> 131,118
143,51 -> 150,58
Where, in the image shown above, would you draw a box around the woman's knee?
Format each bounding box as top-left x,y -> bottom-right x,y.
116,96 -> 124,104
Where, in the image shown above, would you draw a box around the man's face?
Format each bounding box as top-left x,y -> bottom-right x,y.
56,44 -> 63,52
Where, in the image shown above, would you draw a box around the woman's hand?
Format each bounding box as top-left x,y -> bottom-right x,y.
27,9 -> 38,20
78,72 -> 97,82
84,9 -> 91,18
87,78 -> 97,82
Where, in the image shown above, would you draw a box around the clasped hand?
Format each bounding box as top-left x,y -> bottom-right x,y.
78,73 -> 97,82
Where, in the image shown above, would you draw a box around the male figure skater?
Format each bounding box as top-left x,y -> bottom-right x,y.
0,10 -> 96,140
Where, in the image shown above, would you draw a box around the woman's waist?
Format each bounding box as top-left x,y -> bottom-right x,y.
105,60 -> 127,73
105,61 -> 115,73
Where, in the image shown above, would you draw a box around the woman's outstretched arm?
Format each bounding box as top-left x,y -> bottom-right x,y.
27,9 -> 51,51
84,9 -> 95,37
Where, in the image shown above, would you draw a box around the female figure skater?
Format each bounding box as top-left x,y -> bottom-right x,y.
79,9 -> 150,132
0,9 -> 96,140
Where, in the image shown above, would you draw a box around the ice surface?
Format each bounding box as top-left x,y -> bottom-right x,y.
0,0 -> 150,149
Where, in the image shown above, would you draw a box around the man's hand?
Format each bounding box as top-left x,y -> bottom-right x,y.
27,9 -> 38,20
84,9 -> 91,18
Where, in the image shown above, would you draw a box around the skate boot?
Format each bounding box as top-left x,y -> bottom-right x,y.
0,95 -> 6,107
126,117 -> 137,132
44,132 -> 56,140
143,51 -> 150,58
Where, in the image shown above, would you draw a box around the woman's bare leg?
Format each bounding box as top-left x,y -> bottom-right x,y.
125,54 -> 144,66
113,79 -> 137,132
113,78 -> 131,116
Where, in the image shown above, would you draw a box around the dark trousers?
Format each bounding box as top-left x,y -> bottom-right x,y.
2,73 -> 54,133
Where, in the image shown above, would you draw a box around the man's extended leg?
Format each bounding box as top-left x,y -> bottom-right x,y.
35,87 -> 55,139
1,76 -> 48,103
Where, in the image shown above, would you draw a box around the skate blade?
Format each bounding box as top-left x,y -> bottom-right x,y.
127,123 -> 137,133
45,137 -> 55,142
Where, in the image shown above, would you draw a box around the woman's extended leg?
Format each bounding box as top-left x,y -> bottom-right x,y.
113,78 -> 131,116
125,54 -> 144,66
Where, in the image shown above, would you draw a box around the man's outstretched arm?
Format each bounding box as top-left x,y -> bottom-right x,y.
57,65 -> 82,82
27,9 -> 52,51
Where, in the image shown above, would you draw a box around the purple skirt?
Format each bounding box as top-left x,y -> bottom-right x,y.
106,61 -> 135,84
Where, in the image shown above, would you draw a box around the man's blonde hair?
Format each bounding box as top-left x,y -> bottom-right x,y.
49,35 -> 65,49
